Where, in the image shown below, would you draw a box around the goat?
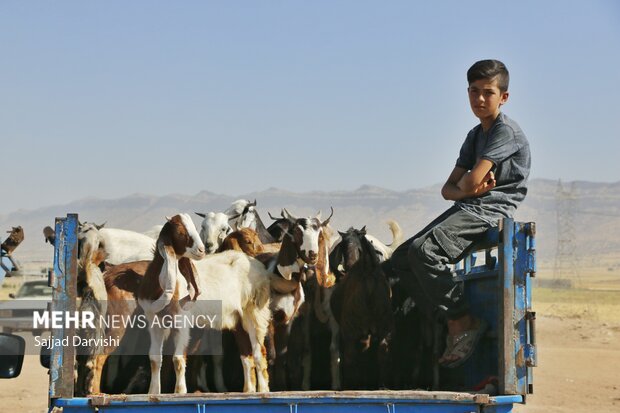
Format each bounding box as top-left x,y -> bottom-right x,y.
217,228 -> 265,257
96,260 -> 151,395
137,213 -> 272,394
232,201 -> 277,244
263,208 -> 337,391
219,228 -> 281,256
224,199 -> 253,230
1,226 -> 24,255
266,212 -> 291,243
78,222 -> 155,266
190,227 -> 268,392
195,212 -> 233,254
329,227 -> 393,390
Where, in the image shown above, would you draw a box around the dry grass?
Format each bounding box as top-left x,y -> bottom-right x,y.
534,287 -> 620,323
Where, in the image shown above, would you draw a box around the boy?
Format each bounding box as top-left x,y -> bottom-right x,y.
387,59 -> 531,368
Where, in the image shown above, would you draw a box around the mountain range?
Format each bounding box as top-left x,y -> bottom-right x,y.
2,179 -> 620,266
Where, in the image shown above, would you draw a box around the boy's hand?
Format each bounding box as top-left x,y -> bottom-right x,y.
473,171 -> 496,195
441,165 -> 496,201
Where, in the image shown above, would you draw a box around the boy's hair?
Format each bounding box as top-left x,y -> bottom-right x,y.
467,60 -> 509,92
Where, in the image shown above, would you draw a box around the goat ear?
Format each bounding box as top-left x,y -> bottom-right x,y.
178,257 -> 200,301
316,230 -> 335,288
165,216 -> 173,222
148,239 -> 181,314
360,226 -> 367,235
276,234 -> 298,279
195,212 -> 206,218
158,221 -> 174,249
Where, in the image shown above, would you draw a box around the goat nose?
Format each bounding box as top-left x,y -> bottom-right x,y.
206,242 -> 213,251
308,251 -> 318,261
197,246 -> 205,254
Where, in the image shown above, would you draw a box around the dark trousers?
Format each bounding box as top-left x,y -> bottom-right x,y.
385,206 -> 493,320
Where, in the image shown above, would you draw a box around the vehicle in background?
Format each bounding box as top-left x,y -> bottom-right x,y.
0,279 -> 51,335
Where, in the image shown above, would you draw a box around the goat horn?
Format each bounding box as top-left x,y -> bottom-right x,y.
249,199 -> 257,207
321,207 -> 334,226
268,212 -> 280,221
269,274 -> 299,294
195,212 -> 206,218
281,208 -> 298,223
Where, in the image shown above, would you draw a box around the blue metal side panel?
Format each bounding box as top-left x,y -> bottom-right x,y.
497,220 -> 536,396
499,219 -> 516,395
50,214 -> 78,399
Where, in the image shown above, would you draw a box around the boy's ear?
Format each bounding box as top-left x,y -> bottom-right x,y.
500,91 -> 509,106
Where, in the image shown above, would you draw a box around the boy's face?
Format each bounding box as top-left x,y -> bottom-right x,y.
467,77 -> 509,121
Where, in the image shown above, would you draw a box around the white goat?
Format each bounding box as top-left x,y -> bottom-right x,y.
137,213 -> 271,394
195,212 -> 233,254
79,222 -> 155,265
224,199 -> 253,230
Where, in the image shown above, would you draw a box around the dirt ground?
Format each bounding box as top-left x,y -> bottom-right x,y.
1,313 -> 619,413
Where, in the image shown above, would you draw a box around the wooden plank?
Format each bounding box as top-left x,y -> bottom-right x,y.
89,390 -> 490,406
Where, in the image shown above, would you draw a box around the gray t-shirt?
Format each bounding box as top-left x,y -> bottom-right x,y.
454,112 -> 531,224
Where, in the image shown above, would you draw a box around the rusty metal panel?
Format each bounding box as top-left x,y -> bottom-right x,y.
49,214 -> 78,399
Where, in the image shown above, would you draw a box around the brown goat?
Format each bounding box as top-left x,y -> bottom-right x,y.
218,228 -> 281,257
90,260 -> 150,394
217,228 -> 265,256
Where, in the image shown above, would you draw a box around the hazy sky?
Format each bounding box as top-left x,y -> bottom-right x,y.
1,1 -> 619,214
